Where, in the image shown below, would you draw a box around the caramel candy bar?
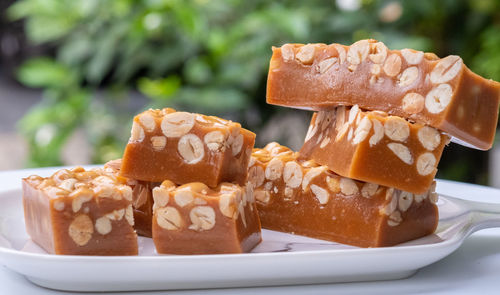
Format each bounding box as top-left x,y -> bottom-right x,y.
249,143 -> 438,247
104,159 -> 157,237
299,107 -> 448,194
121,108 -> 256,186
22,167 -> 138,255
152,181 -> 261,254
267,40 -> 500,150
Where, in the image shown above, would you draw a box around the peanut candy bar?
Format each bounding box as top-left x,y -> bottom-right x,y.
249,143 -> 438,248
121,108 -> 256,187
299,106 -> 449,194
267,40 -> 500,150
22,167 -> 137,255
152,181 -> 261,254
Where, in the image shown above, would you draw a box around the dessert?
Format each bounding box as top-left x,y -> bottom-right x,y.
249,143 -> 439,247
120,108 -> 256,187
299,106 -> 449,194
267,40 -> 500,150
152,180 -> 261,254
22,167 -> 138,255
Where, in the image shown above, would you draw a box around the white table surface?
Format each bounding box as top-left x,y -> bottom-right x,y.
1,167 -> 500,295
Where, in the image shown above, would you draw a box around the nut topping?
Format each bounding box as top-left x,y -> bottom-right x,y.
361,183 -> 379,198
174,190 -> 194,207
368,42 -> 388,64
95,216 -> 112,235
416,152 -> 436,176
398,66 -> 419,87
204,131 -> 225,152
231,133 -> 244,156
387,143 -> 413,165
151,136 -> 167,151
402,92 -> 425,114
430,55 -> 463,84
219,194 -> 237,218
347,40 -> 370,65
161,112 -> 195,137
398,191 -> 413,212
156,206 -> 182,230
387,211 -> 402,226
265,158 -> 284,181
425,84 -> 452,114
178,134 -> 205,164
353,116 -> 372,144
401,49 -> 424,65
384,117 -> 410,142
369,118 -> 384,146
68,214 -> 94,246
283,161 -> 303,189
333,44 -> 346,63
130,122 -> 145,142
296,44 -> 316,65
326,176 -> 340,193
255,190 -> 271,204
248,165 -> 265,188
311,184 -> 329,204
418,126 -> 441,151
317,57 -> 338,74
383,54 -> 402,77
340,178 -> 359,196
348,105 -> 360,124
189,206 -> 216,231
139,113 -> 156,132
302,167 -> 327,191
281,44 -> 295,61
152,187 -> 170,208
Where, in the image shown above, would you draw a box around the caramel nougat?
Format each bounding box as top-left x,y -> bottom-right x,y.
249,143 -> 438,248
299,106 -> 449,194
267,40 -> 500,150
152,181 -> 261,254
22,167 -> 138,255
121,108 -> 256,187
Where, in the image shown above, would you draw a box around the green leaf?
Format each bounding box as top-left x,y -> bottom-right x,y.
138,76 -> 181,100
173,87 -> 248,112
17,58 -> 73,89
25,16 -> 76,44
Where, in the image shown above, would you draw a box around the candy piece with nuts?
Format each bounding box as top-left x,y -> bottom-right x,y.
121,108 -> 256,187
299,107 -> 449,194
250,143 -> 439,247
267,40 -> 500,150
22,166 -> 137,255
152,180 -> 261,254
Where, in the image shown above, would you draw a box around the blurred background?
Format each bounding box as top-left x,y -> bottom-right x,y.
0,0 -> 499,187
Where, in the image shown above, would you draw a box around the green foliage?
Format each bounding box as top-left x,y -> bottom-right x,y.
8,0 -> 500,182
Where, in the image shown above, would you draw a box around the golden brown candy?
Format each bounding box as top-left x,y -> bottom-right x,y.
267,40 -> 500,150
121,108 -> 256,187
299,107 -> 449,194
152,181 -> 262,254
22,167 -> 138,255
249,143 -> 438,248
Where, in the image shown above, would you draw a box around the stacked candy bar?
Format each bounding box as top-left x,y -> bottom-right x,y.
255,39 -> 500,247
120,108 -> 261,254
249,143 -> 438,247
22,108 -> 262,255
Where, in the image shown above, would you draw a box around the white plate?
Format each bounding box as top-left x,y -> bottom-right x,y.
1,168 -> 500,292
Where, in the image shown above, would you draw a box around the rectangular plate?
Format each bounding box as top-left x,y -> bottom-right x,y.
1,168 -> 500,291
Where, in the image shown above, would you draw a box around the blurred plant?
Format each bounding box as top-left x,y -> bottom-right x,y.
7,0 -> 500,183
